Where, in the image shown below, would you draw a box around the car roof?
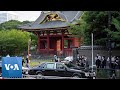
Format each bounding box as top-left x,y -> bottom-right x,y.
44,62 -> 64,64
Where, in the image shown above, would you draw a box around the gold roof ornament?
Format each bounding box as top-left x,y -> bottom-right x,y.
40,13 -> 66,24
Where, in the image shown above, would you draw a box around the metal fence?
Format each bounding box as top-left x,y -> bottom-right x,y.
30,55 -> 65,61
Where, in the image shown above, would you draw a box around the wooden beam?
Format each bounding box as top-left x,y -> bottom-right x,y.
64,38 -> 74,40
21,27 -> 68,31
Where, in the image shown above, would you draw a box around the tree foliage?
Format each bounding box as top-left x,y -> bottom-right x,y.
0,20 -> 31,30
0,29 -> 30,56
29,33 -> 38,47
69,11 -> 120,47
111,18 -> 120,47
0,20 -> 22,30
0,20 -> 38,54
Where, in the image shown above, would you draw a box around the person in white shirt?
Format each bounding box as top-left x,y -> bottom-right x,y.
54,55 -> 58,62
6,54 -> 10,57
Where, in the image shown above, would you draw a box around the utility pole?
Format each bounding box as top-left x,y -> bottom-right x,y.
28,38 -> 31,63
108,11 -> 112,77
91,33 -> 94,72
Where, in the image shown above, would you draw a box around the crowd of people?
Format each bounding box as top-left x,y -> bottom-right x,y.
95,53 -> 120,70
53,54 -> 89,68
76,55 -> 89,68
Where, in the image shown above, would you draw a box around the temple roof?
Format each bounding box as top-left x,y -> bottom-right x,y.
18,11 -> 83,30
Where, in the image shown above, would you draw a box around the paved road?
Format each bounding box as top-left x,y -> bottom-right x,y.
22,75 -> 88,79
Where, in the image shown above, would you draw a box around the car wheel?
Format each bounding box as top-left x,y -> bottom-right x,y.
72,74 -> 82,78
37,73 -> 43,79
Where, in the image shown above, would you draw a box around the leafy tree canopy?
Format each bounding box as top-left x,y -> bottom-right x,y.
0,20 -> 32,30
0,29 -> 30,56
69,11 -> 120,47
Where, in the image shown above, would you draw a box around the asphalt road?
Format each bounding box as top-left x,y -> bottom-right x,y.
22,75 -> 88,79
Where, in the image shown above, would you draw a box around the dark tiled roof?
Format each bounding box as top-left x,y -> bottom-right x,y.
60,11 -> 80,22
18,11 -> 83,30
20,21 -> 69,29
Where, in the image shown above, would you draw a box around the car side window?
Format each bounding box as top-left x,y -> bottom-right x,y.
46,63 -> 55,69
56,64 -> 65,70
42,63 -> 55,69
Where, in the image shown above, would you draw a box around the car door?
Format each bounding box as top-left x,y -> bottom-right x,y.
41,63 -> 56,76
55,63 -> 67,77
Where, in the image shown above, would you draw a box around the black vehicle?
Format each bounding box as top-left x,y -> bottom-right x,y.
28,62 -> 95,78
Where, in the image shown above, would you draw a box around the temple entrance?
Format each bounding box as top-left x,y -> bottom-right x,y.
64,39 -> 73,49
19,11 -> 82,56
40,40 -> 47,49
50,37 -> 62,51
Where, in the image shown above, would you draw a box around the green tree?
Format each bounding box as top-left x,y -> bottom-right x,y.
68,15 -> 87,44
111,18 -> 120,47
0,20 -> 22,30
22,20 -> 31,24
0,20 -> 32,30
81,11 -> 109,45
29,33 -> 38,50
69,11 -> 120,47
0,29 -> 30,56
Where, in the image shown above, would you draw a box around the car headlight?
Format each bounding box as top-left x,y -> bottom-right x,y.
85,73 -> 89,77
25,71 -> 28,74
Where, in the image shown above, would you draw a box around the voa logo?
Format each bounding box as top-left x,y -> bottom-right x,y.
4,64 -> 19,70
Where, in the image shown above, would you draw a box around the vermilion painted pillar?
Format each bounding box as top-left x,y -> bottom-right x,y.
72,38 -> 75,47
62,32 -> 64,52
37,33 -> 40,52
47,32 -> 50,53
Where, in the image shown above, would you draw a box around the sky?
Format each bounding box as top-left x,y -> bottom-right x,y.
15,11 -> 42,21
0,11 -> 42,21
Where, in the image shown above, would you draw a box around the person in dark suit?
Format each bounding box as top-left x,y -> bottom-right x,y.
95,54 -> 101,69
25,55 -> 30,68
101,56 -> 106,68
22,56 -> 25,66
